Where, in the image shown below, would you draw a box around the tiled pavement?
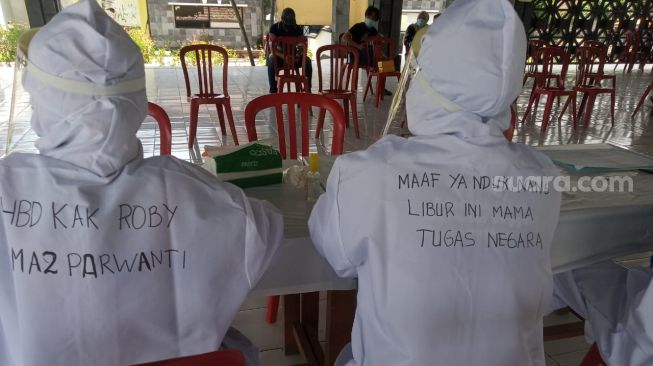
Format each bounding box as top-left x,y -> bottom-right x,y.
2,61 -> 653,365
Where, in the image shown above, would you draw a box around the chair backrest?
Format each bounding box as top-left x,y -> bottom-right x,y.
534,46 -> 569,88
624,30 -> 641,52
146,102 -> 172,156
271,36 -> 308,78
576,46 -> 607,86
527,40 -> 547,59
244,93 -> 346,159
526,40 -> 547,73
180,44 -> 230,99
584,40 -> 606,50
366,35 -> 395,71
316,44 -> 359,94
135,349 -> 244,366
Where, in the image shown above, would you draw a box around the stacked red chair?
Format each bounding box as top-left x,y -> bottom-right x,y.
521,46 -> 577,131
560,45 -> 616,128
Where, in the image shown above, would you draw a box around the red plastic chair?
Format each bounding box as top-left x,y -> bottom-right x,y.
244,93 -> 346,323
614,30 -> 646,73
245,93 -> 346,159
135,349 -> 244,366
316,44 -> 361,139
363,36 -> 401,108
271,36 -> 309,93
147,102 -> 172,156
521,46 -> 577,131
632,72 -> 653,116
180,44 -> 239,149
579,343 -> 606,366
523,39 -> 548,86
560,46 -> 616,128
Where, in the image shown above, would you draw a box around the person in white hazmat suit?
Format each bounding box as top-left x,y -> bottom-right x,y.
308,0 -> 562,365
550,260 -> 653,365
0,1 -> 282,365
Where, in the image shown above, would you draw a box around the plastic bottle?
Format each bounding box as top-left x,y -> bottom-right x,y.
306,152 -> 322,202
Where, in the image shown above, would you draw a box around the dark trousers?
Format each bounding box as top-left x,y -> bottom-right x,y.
267,55 -> 313,92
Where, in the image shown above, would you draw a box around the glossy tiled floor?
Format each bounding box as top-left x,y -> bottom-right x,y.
2,61 -> 653,365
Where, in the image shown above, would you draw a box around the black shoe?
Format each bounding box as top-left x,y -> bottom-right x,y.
384,89 -> 392,96
269,88 -> 278,94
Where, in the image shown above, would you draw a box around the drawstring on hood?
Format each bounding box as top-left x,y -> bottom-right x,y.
406,0 -> 526,138
23,0 -> 147,177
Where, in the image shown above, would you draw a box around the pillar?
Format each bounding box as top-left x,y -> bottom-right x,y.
332,0 -> 350,44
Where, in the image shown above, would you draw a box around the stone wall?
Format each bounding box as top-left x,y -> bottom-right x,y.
402,0 -> 445,11
147,0 -> 263,49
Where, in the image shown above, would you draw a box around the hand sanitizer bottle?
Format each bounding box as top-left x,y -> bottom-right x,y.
306,152 -> 322,202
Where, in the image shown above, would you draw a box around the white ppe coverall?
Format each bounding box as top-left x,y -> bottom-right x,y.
309,0 -> 562,365
0,1 -> 282,365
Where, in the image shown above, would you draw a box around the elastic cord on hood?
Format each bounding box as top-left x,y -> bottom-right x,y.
406,0 -> 526,138
23,0 -> 147,177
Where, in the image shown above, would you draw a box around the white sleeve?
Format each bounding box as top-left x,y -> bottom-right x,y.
242,194 -> 284,288
308,161 -> 358,278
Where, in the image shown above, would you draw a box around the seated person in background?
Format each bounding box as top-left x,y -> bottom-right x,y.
411,12 -> 441,57
309,0 -> 561,365
403,11 -> 429,55
0,1 -> 282,365
267,7 -> 312,93
343,6 -> 380,67
550,260 -> 653,364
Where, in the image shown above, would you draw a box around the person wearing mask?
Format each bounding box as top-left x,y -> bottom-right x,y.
308,0 -> 561,365
403,11 -> 429,55
267,7 -> 312,93
0,1 -> 283,365
411,12 -> 441,57
342,6 -> 380,67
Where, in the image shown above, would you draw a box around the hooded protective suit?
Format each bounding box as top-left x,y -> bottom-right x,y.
0,1 -> 282,365
308,0 -> 561,365
551,261 -> 653,365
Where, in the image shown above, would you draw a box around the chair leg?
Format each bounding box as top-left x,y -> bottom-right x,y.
584,94 -> 596,128
580,343 -> 604,366
315,108 -> 327,138
343,99 -> 350,128
571,94 -> 578,129
363,75 -> 373,102
224,100 -> 239,145
577,94 -> 588,121
266,296 -> 280,324
540,94 -> 554,133
188,100 -> 200,149
520,91 -> 538,125
216,104 -> 227,136
351,95 -> 360,139
610,91 -> 615,126
559,94 -> 572,120
375,76 -> 384,108
632,85 -> 653,116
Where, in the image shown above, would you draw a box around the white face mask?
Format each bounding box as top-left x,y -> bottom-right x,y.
365,18 -> 379,29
